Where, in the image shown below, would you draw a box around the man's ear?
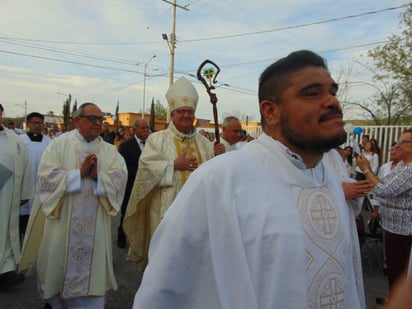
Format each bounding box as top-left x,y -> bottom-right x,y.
260,100 -> 280,126
73,117 -> 80,126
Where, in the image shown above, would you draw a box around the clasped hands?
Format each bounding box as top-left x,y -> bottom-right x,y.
80,154 -> 98,180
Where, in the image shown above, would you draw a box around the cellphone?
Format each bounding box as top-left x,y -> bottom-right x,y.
353,152 -> 359,158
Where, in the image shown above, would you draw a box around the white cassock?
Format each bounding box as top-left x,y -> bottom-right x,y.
20,130 -> 127,300
322,149 -> 363,216
0,128 -> 33,274
220,137 -> 238,152
19,134 -> 52,215
133,133 -> 365,309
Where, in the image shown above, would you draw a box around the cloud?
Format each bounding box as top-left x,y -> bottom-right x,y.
0,0 -> 407,121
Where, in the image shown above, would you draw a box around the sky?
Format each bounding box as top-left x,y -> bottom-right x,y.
0,0 -> 409,123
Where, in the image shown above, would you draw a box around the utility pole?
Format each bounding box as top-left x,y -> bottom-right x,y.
161,0 -> 189,87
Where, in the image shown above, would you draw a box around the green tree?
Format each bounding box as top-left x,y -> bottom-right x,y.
339,59 -> 411,125
368,2 -> 412,108
62,94 -> 72,130
154,99 -> 167,119
72,99 -> 78,115
149,97 -> 155,132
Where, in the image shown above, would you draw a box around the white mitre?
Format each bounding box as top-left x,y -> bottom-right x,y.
166,77 -> 199,112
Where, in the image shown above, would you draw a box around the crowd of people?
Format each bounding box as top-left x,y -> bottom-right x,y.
0,49 -> 411,309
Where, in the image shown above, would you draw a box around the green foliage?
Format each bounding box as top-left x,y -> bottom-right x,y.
72,99 -> 78,115
154,99 -> 167,119
62,99 -> 70,126
368,3 -> 411,79
368,2 -> 412,109
115,101 -> 119,125
203,67 -> 215,79
150,98 -> 155,132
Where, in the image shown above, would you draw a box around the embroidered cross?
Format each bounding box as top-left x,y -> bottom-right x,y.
320,277 -> 344,307
74,218 -> 92,234
311,195 -> 337,235
180,141 -> 197,159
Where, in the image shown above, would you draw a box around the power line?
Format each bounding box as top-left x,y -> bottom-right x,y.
0,38 -> 138,66
0,49 -> 144,74
0,4 -> 405,46
0,37 -> 391,77
0,36 -> 161,46
180,5 -> 407,42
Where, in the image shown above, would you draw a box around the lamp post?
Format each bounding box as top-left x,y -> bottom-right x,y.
14,100 -> 28,129
162,33 -> 175,88
140,55 -> 156,119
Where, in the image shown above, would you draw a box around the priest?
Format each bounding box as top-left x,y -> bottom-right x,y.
0,103 -> 33,289
20,102 -> 127,308
131,51 -> 366,308
19,112 -> 52,239
123,77 -> 225,271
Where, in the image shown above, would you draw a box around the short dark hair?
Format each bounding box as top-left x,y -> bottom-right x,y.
258,50 -> 328,126
27,112 -> 44,122
0,103 -> 3,112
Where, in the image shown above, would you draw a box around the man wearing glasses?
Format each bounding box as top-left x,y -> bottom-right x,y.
130,50 -> 366,308
20,103 -> 127,308
19,112 -> 52,240
124,77 -> 225,271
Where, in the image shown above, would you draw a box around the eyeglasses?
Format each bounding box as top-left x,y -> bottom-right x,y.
29,121 -> 44,126
79,115 -> 105,123
173,109 -> 195,115
396,139 -> 412,145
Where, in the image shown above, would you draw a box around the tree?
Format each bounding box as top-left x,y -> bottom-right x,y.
149,97 -> 155,132
153,99 -> 167,119
62,98 -> 70,128
368,2 -> 412,108
72,99 -> 78,115
344,81 -> 409,125
338,3 -> 412,124
338,60 -> 411,125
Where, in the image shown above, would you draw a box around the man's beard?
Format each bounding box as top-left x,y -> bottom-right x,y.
280,116 -> 347,154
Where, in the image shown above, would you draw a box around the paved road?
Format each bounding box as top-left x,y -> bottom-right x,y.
0,216 -> 142,309
0,216 -> 388,309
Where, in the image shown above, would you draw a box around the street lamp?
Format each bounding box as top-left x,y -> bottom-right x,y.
14,100 -> 28,129
162,33 -> 175,87
140,55 -> 156,119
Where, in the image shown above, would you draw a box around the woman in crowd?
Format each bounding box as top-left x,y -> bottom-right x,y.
342,145 -> 355,178
115,130 -> 132,149
357,129 -> 412,304
355,141 -> 380,180
370,137 -> 382,166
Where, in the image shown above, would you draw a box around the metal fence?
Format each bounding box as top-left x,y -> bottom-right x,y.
242,125 -> 412,164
